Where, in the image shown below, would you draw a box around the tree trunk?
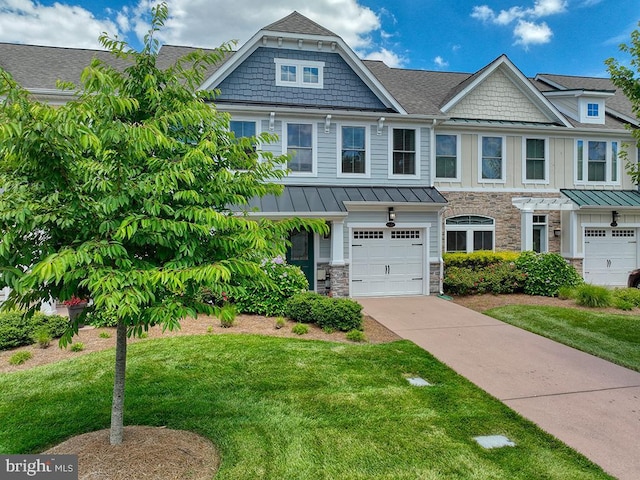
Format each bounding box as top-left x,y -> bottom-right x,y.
110,319 -> 128,445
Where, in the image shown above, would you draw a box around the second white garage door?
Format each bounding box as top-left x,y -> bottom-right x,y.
584,228 -> 637,286
350,228 -> 426,297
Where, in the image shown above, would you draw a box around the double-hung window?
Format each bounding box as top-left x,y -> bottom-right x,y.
435,134 -> 459,180
274,59 -> 324,89
339,126 -> 368,176
576,139 -> 619,184
391,128 -> 418,177
286,123 -> 314,174
229,120 -> 258,168
524,137 -> 547,182
479,136 -> 505,182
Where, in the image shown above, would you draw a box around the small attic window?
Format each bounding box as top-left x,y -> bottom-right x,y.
579,98 -> 605,124
274,58 -> 324,89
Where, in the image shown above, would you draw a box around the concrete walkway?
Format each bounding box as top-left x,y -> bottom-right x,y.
358,296 -> 640,480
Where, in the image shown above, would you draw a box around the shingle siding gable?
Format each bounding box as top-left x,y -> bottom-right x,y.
448,68 -> 551,123
214,47 -> 387,111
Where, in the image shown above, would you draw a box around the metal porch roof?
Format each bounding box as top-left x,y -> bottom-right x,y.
560,189 -> 640,208
240,185 -> 447,214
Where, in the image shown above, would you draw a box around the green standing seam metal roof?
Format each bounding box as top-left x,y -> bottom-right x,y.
560,189 -> 640,208
237,185 -> 447,214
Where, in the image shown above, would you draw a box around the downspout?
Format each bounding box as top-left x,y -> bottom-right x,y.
430,119 -> 445,294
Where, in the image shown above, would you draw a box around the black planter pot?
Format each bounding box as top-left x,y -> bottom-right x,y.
67,303 -> 88,328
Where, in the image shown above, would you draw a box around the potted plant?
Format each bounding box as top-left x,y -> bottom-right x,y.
63,296 -> 89,327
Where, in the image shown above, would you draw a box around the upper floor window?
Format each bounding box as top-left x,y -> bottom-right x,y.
391,128 -> 418,177
339,126 -> 368,176
524,138 -> 547,183
229,120 -> 256,139
479,136 -> 505,182
285,123 -> 315,174
587,103 -> 599,117
436,134 -> 459,180
445,215 -> 494,253
576,139 -> 619,184
274,59 -> 324,89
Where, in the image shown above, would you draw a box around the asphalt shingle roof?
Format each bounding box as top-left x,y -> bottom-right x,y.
262,11 -> 338,37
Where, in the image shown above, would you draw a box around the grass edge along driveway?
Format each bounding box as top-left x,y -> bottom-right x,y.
0,334 -> 613,479
486,305 -> 640,372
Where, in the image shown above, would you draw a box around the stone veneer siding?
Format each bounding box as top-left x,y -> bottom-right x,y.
442,191 -> 562,253
328,265 -> 349,298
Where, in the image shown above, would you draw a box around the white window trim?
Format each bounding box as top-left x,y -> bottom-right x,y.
477,135 -> 506,184
579,98 -> 605,124
337,123 -> 371,178
445,216 -> 496,253
574,138 -> 620,186
435,132 -> 461,182
522,136 -> 549,185
274,58 -> 325,89
283,121 -> 317,177
388,126 -> 421,180
227,117 -> 263,170
532,214 -> 548,253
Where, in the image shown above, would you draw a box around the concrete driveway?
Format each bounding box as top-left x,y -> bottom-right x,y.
358,295 -> 640,480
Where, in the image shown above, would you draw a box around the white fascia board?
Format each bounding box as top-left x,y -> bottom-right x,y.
198,29 -> 407,115
442,56 -> 573,129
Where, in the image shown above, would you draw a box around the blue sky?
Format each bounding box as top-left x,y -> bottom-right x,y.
0,0 -> 637,77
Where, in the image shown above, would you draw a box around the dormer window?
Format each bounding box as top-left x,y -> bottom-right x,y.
580,98 -> 605,124
274,59 -> 324,89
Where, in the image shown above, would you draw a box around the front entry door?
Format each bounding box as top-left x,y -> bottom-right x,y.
286,230 -> 314,289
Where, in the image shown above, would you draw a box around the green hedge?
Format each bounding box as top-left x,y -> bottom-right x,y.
284,293 -> 363,331
443,251 -> 582,297
0,311 -> 69,350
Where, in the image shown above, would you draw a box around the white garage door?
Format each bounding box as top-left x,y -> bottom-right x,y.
351,228 -> 426,297
584,228 -> 637,286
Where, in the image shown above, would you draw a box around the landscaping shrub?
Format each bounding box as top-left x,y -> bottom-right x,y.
0,311 -> 69,350
346,329 -> 367,342
443,251 -> 525,296
284,292 -> 363,331
284,291 -> 324,323
310,297 -> 363,332
443,251 -> 520,268
444,262 -> 525,296
613,288 -> 640,308
515,252 -> 583,297
232,257 -> 309,316
8,351 -> 32,365
575,284 -> 613,308
291,323 -> 309,335
557,286 -> 577,300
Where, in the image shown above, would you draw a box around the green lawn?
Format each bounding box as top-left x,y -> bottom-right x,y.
486,305 -> 640,371
0,334 -> 611,479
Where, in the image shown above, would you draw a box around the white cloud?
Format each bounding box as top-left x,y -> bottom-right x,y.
514,20 -> 553,47
0,0 -> 120,49
434,56 -> 449,69
363,48 -> 406,68
471,0 -> 565,48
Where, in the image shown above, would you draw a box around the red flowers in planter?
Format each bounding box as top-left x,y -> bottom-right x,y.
62,295 -> 88,307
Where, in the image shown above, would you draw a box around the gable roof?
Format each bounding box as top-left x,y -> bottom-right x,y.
198,11 -> 407,114
262,11 -> 337,37
438,55 -> 572,127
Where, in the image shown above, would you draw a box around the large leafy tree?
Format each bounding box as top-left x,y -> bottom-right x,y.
606,22 -> 640,181
0,3 -> 322,444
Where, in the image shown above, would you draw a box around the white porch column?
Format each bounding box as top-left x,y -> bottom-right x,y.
330,219 -> 345,266
521,207 -> 534,251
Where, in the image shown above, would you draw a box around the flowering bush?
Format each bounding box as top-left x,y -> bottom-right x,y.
233,257 -> 309,316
